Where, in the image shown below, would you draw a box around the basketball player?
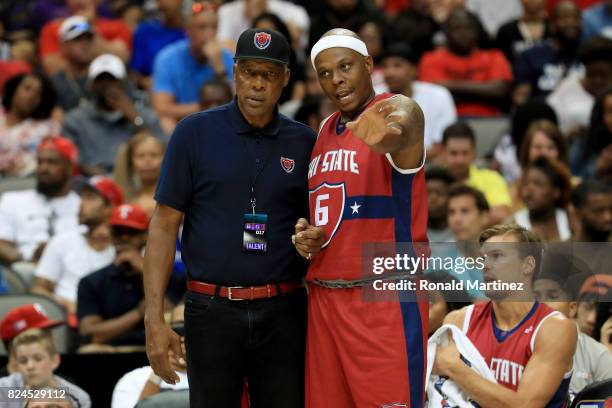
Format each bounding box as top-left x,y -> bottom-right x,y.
294,29 -> 428,408
434,224 -> 577,407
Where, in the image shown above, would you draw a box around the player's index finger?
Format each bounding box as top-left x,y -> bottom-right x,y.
385,113 -> 404,123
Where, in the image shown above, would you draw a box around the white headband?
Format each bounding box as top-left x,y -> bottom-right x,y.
310,35 -> 369,69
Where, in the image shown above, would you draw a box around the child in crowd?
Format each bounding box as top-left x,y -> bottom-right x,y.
0,328 -> 91,408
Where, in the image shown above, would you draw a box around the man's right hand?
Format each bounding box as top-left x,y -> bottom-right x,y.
145,321 -> 184,384
293,218 -> 325,261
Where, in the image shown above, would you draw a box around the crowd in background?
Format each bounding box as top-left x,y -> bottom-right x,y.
0,0 -> 611,406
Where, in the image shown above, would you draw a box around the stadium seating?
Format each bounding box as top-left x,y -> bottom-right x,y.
1,266 -> 28,294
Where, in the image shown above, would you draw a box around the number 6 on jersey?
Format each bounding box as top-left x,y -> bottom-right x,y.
309,182 -> 346,248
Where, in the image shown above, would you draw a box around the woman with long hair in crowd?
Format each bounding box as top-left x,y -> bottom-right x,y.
510,119 -> 569,209
518,119 -> 569,168
514,156 -> 573,241
0,73 -> 59,177
113,131 -> 166,216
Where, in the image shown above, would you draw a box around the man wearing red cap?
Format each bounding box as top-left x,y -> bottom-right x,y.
0,303 -> 64,376
31,177 -> 123,320
0,136 -> 81,266
77,204 -> 182,348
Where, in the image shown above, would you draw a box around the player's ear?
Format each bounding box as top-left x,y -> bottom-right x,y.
523,255 -> 536,278
568,301 -> 578,318
364,55 -> 374,74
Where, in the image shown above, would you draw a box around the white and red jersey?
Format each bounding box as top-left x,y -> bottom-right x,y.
463,302 -> 572,407
306,93 -> 428,281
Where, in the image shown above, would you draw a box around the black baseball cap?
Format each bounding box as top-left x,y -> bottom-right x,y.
233,28 -> 290,66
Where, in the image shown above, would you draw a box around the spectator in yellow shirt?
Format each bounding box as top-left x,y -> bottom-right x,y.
440,122 -> 512,223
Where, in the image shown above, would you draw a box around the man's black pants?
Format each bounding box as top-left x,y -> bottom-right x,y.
184,287 -> 307,407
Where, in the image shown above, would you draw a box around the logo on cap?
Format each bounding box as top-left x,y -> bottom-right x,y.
14,320 -> 27,332
254,32 -> 272,50
119,205 -> 133,219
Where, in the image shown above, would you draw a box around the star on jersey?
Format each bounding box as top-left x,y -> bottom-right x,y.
350,202 -> 361,214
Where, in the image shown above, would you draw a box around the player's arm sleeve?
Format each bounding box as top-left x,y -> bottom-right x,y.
34,236 -> 63,282
154,119 -> 195,213
0,195 -> 17,241
151,50 -> 175,95
76,276 -> 102,320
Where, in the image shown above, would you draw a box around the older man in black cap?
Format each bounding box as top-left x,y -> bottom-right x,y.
143,28 -> 322,407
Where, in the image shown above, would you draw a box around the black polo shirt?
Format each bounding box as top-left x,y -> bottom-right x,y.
155,100 -> 316,286
77,265 -> 185,346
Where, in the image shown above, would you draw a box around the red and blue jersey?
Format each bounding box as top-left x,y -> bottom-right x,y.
306,93 -> 429,281
464,302 -> 572,407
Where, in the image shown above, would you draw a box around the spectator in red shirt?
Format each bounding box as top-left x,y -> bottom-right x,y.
38,0 -> 132,76
419,8 -> 513,117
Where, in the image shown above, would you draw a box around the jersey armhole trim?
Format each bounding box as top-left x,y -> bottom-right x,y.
317,113 -> 335,139
385,144 -> 426,175
530,310 -> 562,353
529,310 -> 574,378
462,304 -> 475,334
